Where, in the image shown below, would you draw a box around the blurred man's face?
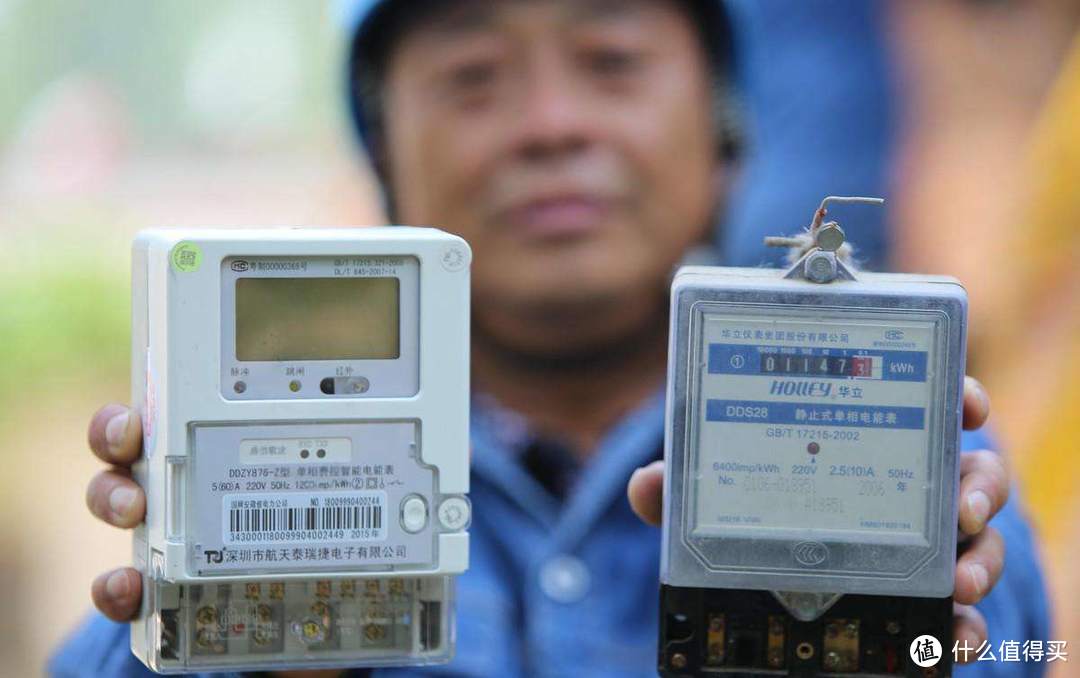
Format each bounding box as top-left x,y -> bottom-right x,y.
382,0 -> 720,359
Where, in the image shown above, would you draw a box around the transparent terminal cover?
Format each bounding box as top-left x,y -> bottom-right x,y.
136,575 -> 453,673
664,297 -> 963,596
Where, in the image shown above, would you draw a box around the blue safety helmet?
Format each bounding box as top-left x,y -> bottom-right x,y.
340,0 -> 740,171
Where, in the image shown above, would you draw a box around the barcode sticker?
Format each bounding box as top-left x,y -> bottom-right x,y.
222,492 -> 387,544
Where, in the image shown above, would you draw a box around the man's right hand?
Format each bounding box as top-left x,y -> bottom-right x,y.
86,403 -> 146,621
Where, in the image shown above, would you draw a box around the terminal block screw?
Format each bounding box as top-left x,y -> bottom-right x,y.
195,606 -> 217,624
825,651 -> 841,669
805,251 -> 839,283
768,648 -> 785,667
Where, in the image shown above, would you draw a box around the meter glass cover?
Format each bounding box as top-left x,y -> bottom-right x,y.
690,312 -> 938,543
236,277 -> 400,361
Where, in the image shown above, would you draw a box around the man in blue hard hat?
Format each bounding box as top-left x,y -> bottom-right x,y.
53,1 -> 1048,676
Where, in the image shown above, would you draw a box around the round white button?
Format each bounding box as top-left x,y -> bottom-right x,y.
539,555 -> 591,604
437,496 -> 471,530
401,496 -> 428,533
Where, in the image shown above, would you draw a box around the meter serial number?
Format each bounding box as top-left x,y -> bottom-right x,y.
230,529 -> 381,543
766,427 -> 860,441
804,496 -> 845,514
742,476 -> 814,494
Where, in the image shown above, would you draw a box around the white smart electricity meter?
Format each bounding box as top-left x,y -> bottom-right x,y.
659,199 -> 966,676
128,228 -> 471,673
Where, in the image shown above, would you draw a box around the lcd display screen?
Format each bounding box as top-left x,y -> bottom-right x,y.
236,277 -> 399,361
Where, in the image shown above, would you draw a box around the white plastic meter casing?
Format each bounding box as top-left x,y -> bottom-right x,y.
660,267 -> 966,599
129,228 -> 470,673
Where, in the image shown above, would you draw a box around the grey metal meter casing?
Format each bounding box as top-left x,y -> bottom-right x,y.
660,266 -> 966,598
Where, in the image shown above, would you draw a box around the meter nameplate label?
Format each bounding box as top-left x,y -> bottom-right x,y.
190,422 -> 434,575
691,315 -> 937,541
222,491 -> 387,545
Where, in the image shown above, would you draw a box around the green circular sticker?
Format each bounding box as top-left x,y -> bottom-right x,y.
171,241 -> 203,273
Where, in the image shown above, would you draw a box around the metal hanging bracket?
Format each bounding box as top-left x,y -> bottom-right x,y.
765,196 -> 885,284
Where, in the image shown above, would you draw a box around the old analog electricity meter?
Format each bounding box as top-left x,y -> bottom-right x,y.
129,228 -> 471,673
660,199 -> 966,676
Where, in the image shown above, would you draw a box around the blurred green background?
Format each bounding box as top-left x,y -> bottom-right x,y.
0,2 -> 381,674
0,0 -> 354,406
